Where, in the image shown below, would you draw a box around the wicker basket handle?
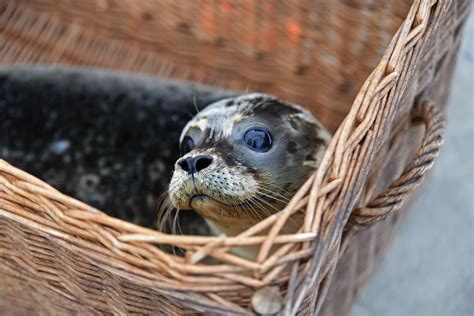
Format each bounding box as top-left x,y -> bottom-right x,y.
349,101 -> 446,228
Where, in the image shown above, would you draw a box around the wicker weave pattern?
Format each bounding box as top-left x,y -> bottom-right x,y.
0,0 -> 471,314
0,219 -> 194,315
350,102 -> 446,227
1,0 -> 416,132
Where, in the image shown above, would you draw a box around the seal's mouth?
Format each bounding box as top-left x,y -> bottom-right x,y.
189,194 -> 266,224
190,194 -> 249,209
189,194 -> 209,208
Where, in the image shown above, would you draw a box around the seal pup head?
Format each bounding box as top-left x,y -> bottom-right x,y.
168,93 -> 331,235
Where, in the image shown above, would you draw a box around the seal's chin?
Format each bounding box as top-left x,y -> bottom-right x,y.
189,194 -> 259,225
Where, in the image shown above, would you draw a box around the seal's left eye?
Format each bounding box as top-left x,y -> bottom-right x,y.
180,136 -> 194,155
243,128 -> 272,152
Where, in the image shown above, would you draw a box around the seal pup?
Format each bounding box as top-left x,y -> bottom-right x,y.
166,93 -> 331,258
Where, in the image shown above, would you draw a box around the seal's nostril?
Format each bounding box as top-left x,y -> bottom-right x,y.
178,158 -> 194,173
194,156 -> 213,172
178,156 -> 212,174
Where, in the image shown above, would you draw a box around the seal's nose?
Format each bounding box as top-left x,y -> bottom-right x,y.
178,155 -> 213,174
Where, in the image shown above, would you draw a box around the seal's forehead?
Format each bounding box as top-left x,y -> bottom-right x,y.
195,93 -> 303,121
179,93 -> 316,142
180,98 -> 239,142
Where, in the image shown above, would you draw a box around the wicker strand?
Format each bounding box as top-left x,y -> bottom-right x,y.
349,101 -> 445,228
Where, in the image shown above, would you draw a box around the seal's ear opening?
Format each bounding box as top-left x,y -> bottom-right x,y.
0,66 -> 235,239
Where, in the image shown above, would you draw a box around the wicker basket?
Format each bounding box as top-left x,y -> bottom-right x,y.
0,0 -> 471,314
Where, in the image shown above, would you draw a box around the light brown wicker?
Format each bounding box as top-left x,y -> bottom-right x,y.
0,0 -> 471,315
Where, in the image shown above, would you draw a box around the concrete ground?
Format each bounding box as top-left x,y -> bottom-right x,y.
351,12 -> 474,316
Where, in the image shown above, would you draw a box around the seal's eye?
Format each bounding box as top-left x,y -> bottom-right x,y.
243,128 -> 272,152
180,136 -> 194,155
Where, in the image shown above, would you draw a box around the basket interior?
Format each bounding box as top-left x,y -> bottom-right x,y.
0,66 -> 236,231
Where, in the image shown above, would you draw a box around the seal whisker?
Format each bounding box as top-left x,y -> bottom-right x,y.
232,193 -> 266,221
254,190 -> 290,208
172,208 -> 181,235
255,187 -> 290,204
260,183 -> 293,196
156,192 -> 184,255
246,195 -> 275,218
240,197 -> 262,221
157,192 -> 173,232
242,197 -> 268,221
250,197 -> 271,219
192,94 -> 201,114
251,193 -> 299,227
